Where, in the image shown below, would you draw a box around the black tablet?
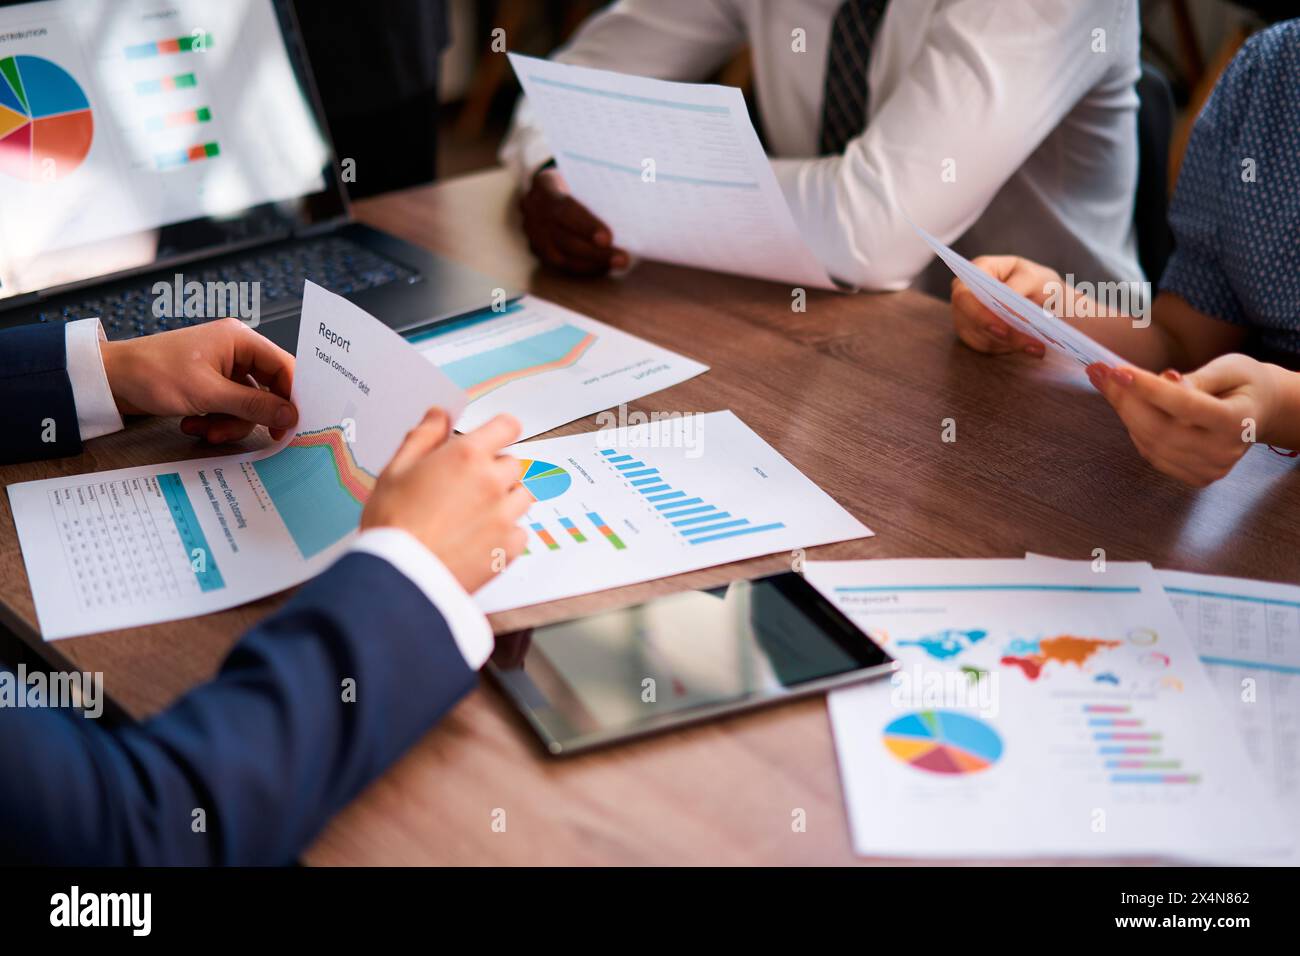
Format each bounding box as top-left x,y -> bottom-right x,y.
488,572 -> 896,755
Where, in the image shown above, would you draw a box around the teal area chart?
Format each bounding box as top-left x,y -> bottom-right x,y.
434,324 -> 597,401
252,426 -> 377,559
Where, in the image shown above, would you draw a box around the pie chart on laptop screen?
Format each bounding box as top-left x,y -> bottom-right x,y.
0,54 -> 94,182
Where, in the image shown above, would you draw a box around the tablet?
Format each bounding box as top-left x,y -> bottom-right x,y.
488,572 -> 896,755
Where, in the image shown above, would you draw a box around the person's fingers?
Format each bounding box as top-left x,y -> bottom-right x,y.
500,483 -> 535,522
490,454 -> 524,493
956,322 -> 1016,355
224,319 -> 295,401
464,414 -> 522,455
1094,369 -> 1172,442
199,414 -> 257,445
1184,355 -> 1251,396
1121,366 -> 1233,428
550,194 -> 607,242
952,284 -> 1012,353
951,282 -> 1042,355
200,372 -> 297,431
505,525 -> 529,559
386,408 -> 450,476
968,255 -> 1021,284
551,230 -> 615,271
527,229 -> 573,272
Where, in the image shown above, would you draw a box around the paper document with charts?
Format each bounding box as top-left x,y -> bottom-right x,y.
805,559 -> 1289,861
412,294 -> 708,439
1160,569 -> 1300,864
474,410 -> 871,613
508,53 -> 836,289
8,283 -> 465,640
1025,553 -> 1300,864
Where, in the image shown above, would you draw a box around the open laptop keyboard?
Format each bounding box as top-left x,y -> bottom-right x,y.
33,236 -> 415,341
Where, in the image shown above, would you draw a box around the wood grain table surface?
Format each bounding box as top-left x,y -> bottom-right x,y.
2,168 -> 1296,865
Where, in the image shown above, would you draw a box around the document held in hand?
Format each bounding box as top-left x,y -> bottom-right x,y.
9,284 -> 465,640
913,222 -> 1125,372
508,53 -> 836,290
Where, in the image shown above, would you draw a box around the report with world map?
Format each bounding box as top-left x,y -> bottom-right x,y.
8,282 -> 465,640
805,559 -> 1291,861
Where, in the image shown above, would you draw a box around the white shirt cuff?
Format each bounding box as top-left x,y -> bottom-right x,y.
64,318 -> 125,441
348,527 -> 495,670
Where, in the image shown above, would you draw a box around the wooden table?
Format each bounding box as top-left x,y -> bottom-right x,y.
2,168 -> 1298,865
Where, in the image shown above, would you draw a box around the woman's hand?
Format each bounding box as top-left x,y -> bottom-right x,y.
950,255 -> 1065,358
1088,354 -> 1282,487
100,318 -> 297,444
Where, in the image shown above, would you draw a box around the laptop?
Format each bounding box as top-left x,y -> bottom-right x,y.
0,0 -> 518,351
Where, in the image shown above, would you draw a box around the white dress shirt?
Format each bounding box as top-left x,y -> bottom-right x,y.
501,0 -> 1143,294
63,319 -> 494,670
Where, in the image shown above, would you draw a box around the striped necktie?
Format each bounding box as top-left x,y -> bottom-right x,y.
818,0 -> 891,155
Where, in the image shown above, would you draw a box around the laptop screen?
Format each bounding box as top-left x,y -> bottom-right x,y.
0,0 -> 346,303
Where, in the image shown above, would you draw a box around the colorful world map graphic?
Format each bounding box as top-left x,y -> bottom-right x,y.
999,635 -> 1121,681
897,628 -> 988,660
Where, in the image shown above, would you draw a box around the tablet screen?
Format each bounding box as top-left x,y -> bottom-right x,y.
490,572 -> 892,754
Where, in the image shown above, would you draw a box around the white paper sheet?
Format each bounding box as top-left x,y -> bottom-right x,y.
474,410 -> 871,613
1159,571 -> 1300,864
508,53 -> 836,289
9,283 -> 465,639
1024,555 -> 1300,864
410,295 -> 708,438
912,222 -> 1124,373
808,558 -> 1289,861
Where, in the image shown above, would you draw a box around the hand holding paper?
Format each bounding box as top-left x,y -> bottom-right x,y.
915,224 -> 1124,372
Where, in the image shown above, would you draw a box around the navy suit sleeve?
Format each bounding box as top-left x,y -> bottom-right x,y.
0,552 -> 477,865
0,323 -> 83,464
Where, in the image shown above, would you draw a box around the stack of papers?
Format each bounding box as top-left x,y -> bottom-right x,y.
9,287 -> 869,639
808,557 -> 1294,862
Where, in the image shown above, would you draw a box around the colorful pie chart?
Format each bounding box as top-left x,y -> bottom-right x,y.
882,709 -> 1003,775
0,55 -> 94,182
518,459 -> 571,502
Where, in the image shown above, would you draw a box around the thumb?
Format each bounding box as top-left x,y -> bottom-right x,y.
384,408 -> 450,477
1185,355 -> 1250,397
202,373 -> 298,431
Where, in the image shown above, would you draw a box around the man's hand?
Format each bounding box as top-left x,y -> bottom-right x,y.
100,318 -> 297,444
519,166 -> 629,276
950,255 -> 1065,358
361,411 -> 531,593
1087,354 -> 1282,487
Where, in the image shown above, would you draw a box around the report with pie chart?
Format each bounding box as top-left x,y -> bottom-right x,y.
0,54 -> 94,182
812,558 -> 1291,860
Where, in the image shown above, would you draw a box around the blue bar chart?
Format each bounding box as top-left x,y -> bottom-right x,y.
600,448 -> 786,545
